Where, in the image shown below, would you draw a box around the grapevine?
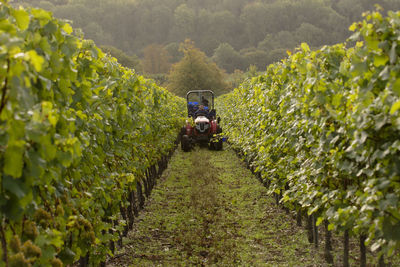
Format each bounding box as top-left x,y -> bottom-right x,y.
218,10 -> 400,263
0,1 -> 185,265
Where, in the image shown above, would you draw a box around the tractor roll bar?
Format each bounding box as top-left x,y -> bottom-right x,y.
186,90 -> 214,109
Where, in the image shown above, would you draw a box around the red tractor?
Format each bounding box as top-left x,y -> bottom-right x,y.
180,90 -> 223,151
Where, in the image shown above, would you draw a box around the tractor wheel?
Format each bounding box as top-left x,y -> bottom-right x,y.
215,126 -> 223,150
180,126 -> 186,137
209,141 -> 215,150
181,135 -> 191,152
215,139 -> 223,151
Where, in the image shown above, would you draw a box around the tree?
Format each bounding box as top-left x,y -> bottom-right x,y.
18,0 -> 390,73
135,5 -> 173,45
36,1 -> 56,11
294,23 -> 325,47
164,42 -> 183,63
52,3 -> 93,27
241,48 -> 270,71
258,31 -> 298,52
51,0 -> 69,4
100,45 -> 141,71
142,44 -> 171,74
240,2 -> 270,46
221,0 -> 247,16
335,0 -> 364,22
168,40 -> 228,97
191,9 -> 245,55
225,69 -> 245,90
82,22 -> 113,45
171,4 -> 196,41
213,43 -> 245,73
267,48 -> 287,64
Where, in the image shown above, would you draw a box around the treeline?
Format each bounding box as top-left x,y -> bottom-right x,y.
217,10 -> 400,266
12,0 -> 400,74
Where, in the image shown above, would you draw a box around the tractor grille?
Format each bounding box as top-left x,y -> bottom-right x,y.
196,122 -> 209,133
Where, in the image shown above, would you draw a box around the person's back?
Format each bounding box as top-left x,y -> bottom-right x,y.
195,104 -> 209,118
201,96 -> 209,107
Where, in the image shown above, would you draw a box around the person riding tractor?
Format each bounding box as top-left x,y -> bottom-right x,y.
195,104 -> 209,118
181,90 -> 223,151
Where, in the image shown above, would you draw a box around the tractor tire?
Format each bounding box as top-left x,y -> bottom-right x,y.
215,125 -> 223,150
181,135 -> 191,152
209,141 -> 215,150
180,126 -> 187,137
215,139 -> 223,151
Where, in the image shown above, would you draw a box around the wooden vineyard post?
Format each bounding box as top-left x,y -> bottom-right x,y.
343,229 -> 349,267
360,234 -> 366,267
324,220 -> 333,264
307,215 -> 313,243
312,214 -> 318,248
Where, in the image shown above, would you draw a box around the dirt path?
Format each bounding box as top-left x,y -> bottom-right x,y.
107,147 -> 327,266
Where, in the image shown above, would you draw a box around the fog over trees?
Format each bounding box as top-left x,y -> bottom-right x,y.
12,0 -> 400,78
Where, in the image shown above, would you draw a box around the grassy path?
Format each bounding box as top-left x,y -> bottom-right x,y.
107,147 -> 327,266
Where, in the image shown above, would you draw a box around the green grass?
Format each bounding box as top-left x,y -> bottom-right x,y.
107,146 -> 328,266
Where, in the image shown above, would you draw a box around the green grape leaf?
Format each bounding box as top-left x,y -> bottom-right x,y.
40,246 -> 56,262
26,50 -> 44,72
2,175 -> 25,198
62,23 -> 73,34
301,43 -> 310,52
3,141 -> 25,178
57,151 -> 73,167
31,8 -> 51,24
58,247 -> 76,264
40,135 -> 57,161
373,55 -> 388,67
2,197 -> 24,221
349,23 -> 357,32
393,78 -> 400,96
390,100 -> 400,115
383,217 -> 400,241
12,9 -> 30,31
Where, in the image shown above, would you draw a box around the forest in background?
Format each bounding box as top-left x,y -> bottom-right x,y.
11,0 -> 400,89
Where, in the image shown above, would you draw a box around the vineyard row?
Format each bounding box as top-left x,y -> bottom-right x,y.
0,2 -> 185,266
218,10 -> 400,266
